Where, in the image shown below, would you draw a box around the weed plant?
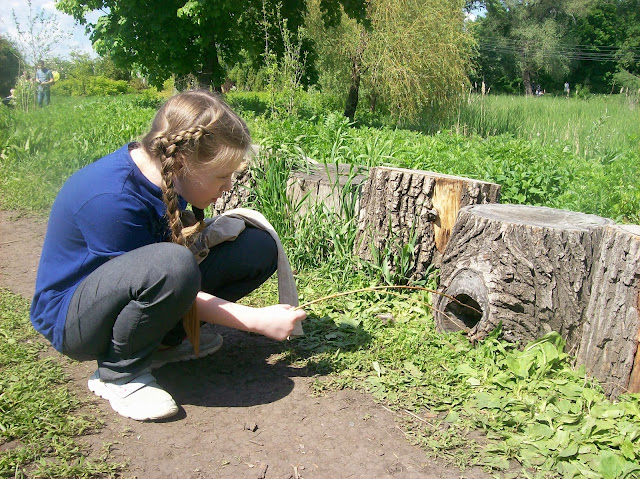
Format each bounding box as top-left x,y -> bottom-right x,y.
283,288 -> 640,478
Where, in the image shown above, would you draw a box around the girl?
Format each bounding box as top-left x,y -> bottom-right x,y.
30,90 -> 306,421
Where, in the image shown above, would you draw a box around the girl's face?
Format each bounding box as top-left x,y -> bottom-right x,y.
174,160 -> 238,209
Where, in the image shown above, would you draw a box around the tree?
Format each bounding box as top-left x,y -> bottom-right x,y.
474,0 -> 594,95
566,0 -> 639,92
11,0 -> 70,67
55,0 -> 367,89
308,0 -> 474,122
0,35 -> 22,97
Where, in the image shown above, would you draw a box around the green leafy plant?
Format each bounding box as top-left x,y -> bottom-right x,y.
0,289 -> 125,477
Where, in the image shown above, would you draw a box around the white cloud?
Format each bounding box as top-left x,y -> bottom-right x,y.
0,0 -> 98,60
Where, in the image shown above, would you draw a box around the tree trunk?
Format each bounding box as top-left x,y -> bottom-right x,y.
354,167 -> 500,280
344,57 -> 361,122
575,224 -> 640,397
434,204 -> 614,352
522,69 -> 533,96
198,41 -> 224,90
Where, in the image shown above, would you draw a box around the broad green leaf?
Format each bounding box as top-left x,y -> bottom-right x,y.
557,441 -> 579,458
598,450 -> 627,479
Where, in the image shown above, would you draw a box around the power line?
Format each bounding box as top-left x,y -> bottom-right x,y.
477,39 -> 640,62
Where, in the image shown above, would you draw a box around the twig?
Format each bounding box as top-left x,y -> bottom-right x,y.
294,284 -> 478,332
295,285 -> 481,314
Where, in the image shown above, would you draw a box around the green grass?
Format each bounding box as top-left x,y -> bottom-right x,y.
0,289 -> 125,478
269,283 -> 640,478
1,92 -> 640,477
453,93 -> 640,160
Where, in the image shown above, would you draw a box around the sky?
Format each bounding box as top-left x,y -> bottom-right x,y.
0,0 -> 99,60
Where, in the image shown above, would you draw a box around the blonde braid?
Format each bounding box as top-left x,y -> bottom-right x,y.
155,128 -> 211,354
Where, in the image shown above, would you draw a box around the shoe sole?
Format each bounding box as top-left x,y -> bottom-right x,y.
88,379 -> 178,421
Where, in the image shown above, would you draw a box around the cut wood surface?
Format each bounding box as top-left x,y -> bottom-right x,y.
575,224 -> 640,397
354,166 -> 500,278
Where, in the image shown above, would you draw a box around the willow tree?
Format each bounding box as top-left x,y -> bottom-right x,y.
308,0 -> 474,122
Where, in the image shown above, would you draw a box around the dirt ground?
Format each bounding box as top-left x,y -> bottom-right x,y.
0,210 -> 492,479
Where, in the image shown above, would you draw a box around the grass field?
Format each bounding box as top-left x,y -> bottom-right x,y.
1,92 -> 639,478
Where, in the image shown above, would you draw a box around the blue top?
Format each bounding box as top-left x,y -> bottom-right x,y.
35,68 -> 53,92
30,144 -> 185,352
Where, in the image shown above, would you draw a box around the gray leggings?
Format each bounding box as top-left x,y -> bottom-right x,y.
63,227 -> 277,381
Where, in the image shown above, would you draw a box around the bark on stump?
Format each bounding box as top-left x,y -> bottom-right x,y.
434,204 -> 614,356
212,165 -> 253,214
354,166 -> 500,279
575,224 -> 640,397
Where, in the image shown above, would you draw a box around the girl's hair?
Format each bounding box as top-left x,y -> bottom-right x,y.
141,89 -> 252,247
141,90 -> 251,353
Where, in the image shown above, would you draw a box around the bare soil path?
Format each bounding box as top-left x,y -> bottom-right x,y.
0,210 -> 491,479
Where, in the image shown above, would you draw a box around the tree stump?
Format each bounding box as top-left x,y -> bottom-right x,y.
212,164 -> 253,215
434,204 -> 614,354
286,162 -> 368,217
575,224 -> 640,397
354,166 -> 500,279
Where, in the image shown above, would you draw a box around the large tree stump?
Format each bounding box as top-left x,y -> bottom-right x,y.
354,166 -> 500,278
434,204 -> 614,355
575,224 -> 640,397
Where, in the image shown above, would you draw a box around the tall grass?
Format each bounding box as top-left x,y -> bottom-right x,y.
452,93 -> 640,159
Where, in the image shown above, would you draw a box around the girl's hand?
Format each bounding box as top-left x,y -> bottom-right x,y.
250,304 -> 307,341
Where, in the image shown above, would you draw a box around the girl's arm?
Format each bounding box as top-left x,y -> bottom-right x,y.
196,291 -> 306,341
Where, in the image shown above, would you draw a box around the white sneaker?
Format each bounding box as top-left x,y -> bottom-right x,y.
150,332 -> 224,370
88,371 -> 178,421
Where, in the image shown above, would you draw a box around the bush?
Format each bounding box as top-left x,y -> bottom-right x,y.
613,69 -> 640,92
52,76 -> 130,96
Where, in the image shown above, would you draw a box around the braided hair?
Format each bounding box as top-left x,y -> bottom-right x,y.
140,90 -> 252,351
141,90 -> 251,246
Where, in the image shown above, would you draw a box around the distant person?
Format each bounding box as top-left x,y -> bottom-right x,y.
30,90 -> 306,421
2,88 -> 15,108
564,82 -> 570,97
35,60 -> 54,107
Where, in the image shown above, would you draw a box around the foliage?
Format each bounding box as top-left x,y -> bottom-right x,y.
307,0 -> 474,122
0,36 -> 22,98
55,0 -> 367,89
52,76 -> 130,96
11,77 -> 37,112
474,0 -> 640,95
261,7 -> 309,117
473,0 -> 588,95
282,287 -> 640,477
0,289 -> 125,477
613,69 -> 640,91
